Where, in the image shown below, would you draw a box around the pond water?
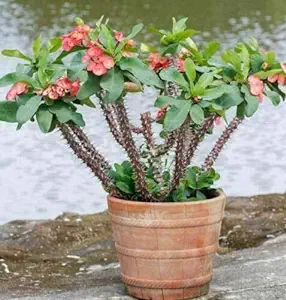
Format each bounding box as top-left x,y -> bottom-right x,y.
0,0 -> 286,223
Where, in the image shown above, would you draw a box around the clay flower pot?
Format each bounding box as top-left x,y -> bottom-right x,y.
108,190 -> 226,300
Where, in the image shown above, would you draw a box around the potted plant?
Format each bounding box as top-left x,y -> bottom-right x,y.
0,16 -> 285,299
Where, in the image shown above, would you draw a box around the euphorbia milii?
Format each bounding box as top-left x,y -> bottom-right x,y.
82,45 -> 114,76
6,82 -> 28,101
248,75 -> 264,102
147,53 -> 170,72
61,24 -> 91,51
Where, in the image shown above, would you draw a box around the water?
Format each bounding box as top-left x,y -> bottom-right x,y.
0,0 -> 285,223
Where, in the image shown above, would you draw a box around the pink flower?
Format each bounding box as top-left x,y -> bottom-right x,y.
268,74 -> 279,83
114,31 -> 124,42
177,58 -> 185,72
83,45 -> 115,76
281,63 -> 286,73
147,53 -> 170,72
61,24 -> 91,52
267,73 -> 286,86
70,79 -> 80,96
278,74 -> 286,85
42,76 -> 81,100
6,82 -> 28,101
248,75 -> 264,102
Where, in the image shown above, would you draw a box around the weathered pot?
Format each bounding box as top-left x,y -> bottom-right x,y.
107,191 -> 226,300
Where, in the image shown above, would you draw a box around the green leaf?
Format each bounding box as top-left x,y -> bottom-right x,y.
77,73 -> 101,100
187,168 -> 197,189
202,85 -> 226,100
266,51 -> 276,65
32,35 -> 42,58
48,101 -> 85,126
175,29 -> 198,41
184,58 -> 196,84
239,45 -> 250,79
250,54 -> 264,73
221,50 -> 241,73
204,41 -> 220,59
255,69 -> 282,79
0,101 -> 19,123
126,23 -> 144,40
190,104 -> 204,124
36,104 -> 53,133
164,101 -> 191,131
0,73 -> 17,87
214,85 -> 244,109
265,89 -> 281,107
193,73 -> 214,95
100,67 -> 124,103
100,24 -> 116,52
196,190 -> 207,200
67,51 -> 86,81
241,85 -> 259,117
16,95 -> 42,124
155,96 -> 182,108
116,181 -> 134,194
160,67 -> 188,88
48,37 -> 62,53
2,49 -> 32,62
173,17 -> 188,33
120,57 -> 164,89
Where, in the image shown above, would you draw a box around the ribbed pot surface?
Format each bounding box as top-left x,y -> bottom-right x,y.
108,191 -> 226,300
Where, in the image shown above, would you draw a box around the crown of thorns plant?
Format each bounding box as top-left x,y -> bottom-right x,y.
0,17 -> 285,202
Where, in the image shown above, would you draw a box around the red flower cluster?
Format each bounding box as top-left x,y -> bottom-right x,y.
61,25 -> 91,52
43,76 -> 80,100
147,53 -> 170,73
6,82 -> 28,101
82,45 -> 115,76
248,75 -> 264,102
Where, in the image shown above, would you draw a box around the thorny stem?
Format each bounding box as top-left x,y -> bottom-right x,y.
141,112 -> 162,185
58,123 -> 114,193
116,103 -> 154,201
202,117 -> 243,171
154,131 -> 177,157
68,124 -> 111,171
171,116 -> 191,190
184,114 -> 217,168
100,102 -> 126,148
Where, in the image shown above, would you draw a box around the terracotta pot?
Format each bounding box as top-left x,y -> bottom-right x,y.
107,190 -> 226,300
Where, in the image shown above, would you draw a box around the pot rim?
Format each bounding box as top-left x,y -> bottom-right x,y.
108,189 -> 226,207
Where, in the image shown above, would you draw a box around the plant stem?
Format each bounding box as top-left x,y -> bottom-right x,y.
68,124 -> 111,171
116,103 -> 154,201
202,117 -> 243,171
184,114 -> 216,168
58,123 -> 113,192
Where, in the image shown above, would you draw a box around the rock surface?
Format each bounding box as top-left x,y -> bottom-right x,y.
0,194 -> 286,299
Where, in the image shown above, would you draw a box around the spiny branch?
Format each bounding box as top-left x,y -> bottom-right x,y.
202,117 -> 243,171
100,102 -> 126,148
140,112 -> 155,149
184,114 -> 217,168
58,123 -> 113,192
116,103 -> 154,201
171,116 -> 190,190
68,124 -> 111,171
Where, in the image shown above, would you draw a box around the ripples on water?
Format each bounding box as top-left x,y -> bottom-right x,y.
0,0 -> 285,223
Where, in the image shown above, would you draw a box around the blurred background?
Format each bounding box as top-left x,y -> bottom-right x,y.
0,0 -> 285,223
